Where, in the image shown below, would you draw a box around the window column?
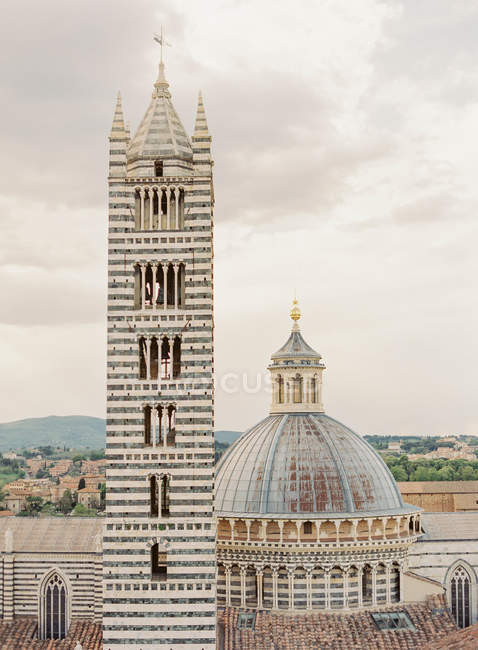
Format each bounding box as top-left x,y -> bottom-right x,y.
272,568 -> 279,610
257,569 -> 263,609
357,566 -> 363,607
166,188 -> 171,230
325,569 -> 331,610
372,564 -> 377,606
174,264 -> 179,310
141,264 -> 147,309
163,265 -> 168,310
306,570 -> 312,610
225,566 -> 231,607
288,569 -> 294,610
240,567 -> 246,608
151,406 -> 156,447
140,189 -> 145,230
145,338 -> 151,380
385,563 -> 391,605
174,188 -> 179,229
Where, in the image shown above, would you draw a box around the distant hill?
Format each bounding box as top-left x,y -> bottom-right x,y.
0,416 -> 106,451
215,430 -> 241,444
0,417 -> 241,452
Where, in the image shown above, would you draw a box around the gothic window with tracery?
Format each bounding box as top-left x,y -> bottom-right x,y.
39,572 -> 68,640
451,566 -> 471,628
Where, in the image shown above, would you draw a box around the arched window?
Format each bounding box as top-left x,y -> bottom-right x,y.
161,337 -> 170,379
178,188 -> 185,229
139,337 -> 147,379
134,263 -> 142,309
167,264 -> 175,307
39,572 -> 68,640
78,478 -> 85,491
144,406 -> 151,445
166,405 -> 176,446
150,337 -> 159,380
362,565 -> 373,604
161,476 -> 170,517
311,376 -> 317,403
293,375 -> 303,403
172,337 -> 181,378
451,566 -> 471,628
150,475 -> 159,517
154,160 -> 163,177
277,376 -> 284,404
151,543 -> 167,580
177,263 -> 185,308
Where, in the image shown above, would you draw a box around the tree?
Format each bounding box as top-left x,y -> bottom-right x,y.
72,503 -> 96,517
24,496 -> 43,515
36,468 -> 48,479
72,454 -> 86,464
58,489 -> 74,514
90,450 -> 105,461
391,465 -> 408,481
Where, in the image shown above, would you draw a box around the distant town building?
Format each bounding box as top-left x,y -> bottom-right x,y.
398,481 -> 478,512
77,488 -> 101,509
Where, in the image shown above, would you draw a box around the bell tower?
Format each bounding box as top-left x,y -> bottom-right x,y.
103,54 -> 216,649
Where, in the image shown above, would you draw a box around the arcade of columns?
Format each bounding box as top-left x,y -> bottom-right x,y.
134,184 -> 185,231
217,512 -> 421,611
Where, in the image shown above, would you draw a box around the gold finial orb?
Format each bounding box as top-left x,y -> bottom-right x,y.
290,298 -> 301,322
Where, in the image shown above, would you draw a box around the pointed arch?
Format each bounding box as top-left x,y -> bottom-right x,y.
38,568 -> 71,640
172,336 -> 181,378
446,560 -> 476,628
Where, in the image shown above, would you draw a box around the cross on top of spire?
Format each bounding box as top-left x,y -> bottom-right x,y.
153,26 -> 171,65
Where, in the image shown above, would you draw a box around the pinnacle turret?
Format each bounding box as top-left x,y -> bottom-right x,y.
109,91 -> 128,177
192,91 -> 212,174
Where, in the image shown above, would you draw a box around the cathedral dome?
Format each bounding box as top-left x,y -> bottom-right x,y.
215,412 -> 407,517
216,302 -> 411,519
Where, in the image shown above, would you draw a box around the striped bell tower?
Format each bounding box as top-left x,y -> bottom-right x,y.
103,57 -> 216,649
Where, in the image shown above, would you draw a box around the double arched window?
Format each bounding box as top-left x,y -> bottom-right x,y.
39,571 -> 69,640
450,565 -> 471,628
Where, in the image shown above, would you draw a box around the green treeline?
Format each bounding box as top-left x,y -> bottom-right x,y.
383,455 -> 478,482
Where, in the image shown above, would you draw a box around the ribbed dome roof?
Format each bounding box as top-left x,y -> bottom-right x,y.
215,413 -> 411,517
127,63 -> 193,165
271,327 -> 322,361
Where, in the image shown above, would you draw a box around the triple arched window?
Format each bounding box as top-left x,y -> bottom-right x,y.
139,336 -> 181,380
39,571 -> 69,640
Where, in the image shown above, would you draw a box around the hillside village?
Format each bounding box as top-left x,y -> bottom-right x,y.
0,446 -> 105,517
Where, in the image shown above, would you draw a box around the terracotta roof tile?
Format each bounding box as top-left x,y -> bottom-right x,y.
0,618 -> 101,649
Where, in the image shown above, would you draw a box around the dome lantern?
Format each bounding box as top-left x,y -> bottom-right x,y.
268,301 -> 326,414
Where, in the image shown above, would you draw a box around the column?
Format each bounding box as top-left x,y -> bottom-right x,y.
141,264 -> 147,309
325,569 -> 331,610
163,408 -> 168,447
398,561 -> 404,603
288,569 -> 294,610
164,264 -> 168,310
148,188 -> 153,229
245,519 -> 251,542
257,569 -> 263,609
372,565 -> 377,606
151,407 -> 156,447
173,264 -> 179,310
357,566 -> 363,607
174,188 -> 179,230
145,338 -> 151,380
166,188 -> 171,230
225,567 -> 231,607
140,189 -> 145,230
306,570 -> 312,610
385,563 -> 391,605
240,567 -> 246,608
343,567 -> 349,609
272,569 -> 278,610
278,520 -> 284,544
352,520 -> 358,542
153,264 -> 159,309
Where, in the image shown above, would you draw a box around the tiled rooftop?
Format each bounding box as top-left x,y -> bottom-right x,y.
421,512 -> 478,540
0,618 -> 102,649
0,517 -> 102,552
422,621 -> 478,649
219,595 -> 456,649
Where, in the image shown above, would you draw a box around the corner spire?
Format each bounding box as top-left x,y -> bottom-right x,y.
193,91 -> 210,138
110,91 -> 125,135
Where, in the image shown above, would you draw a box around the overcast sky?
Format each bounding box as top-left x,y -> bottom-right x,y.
0,0 -> 477,436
